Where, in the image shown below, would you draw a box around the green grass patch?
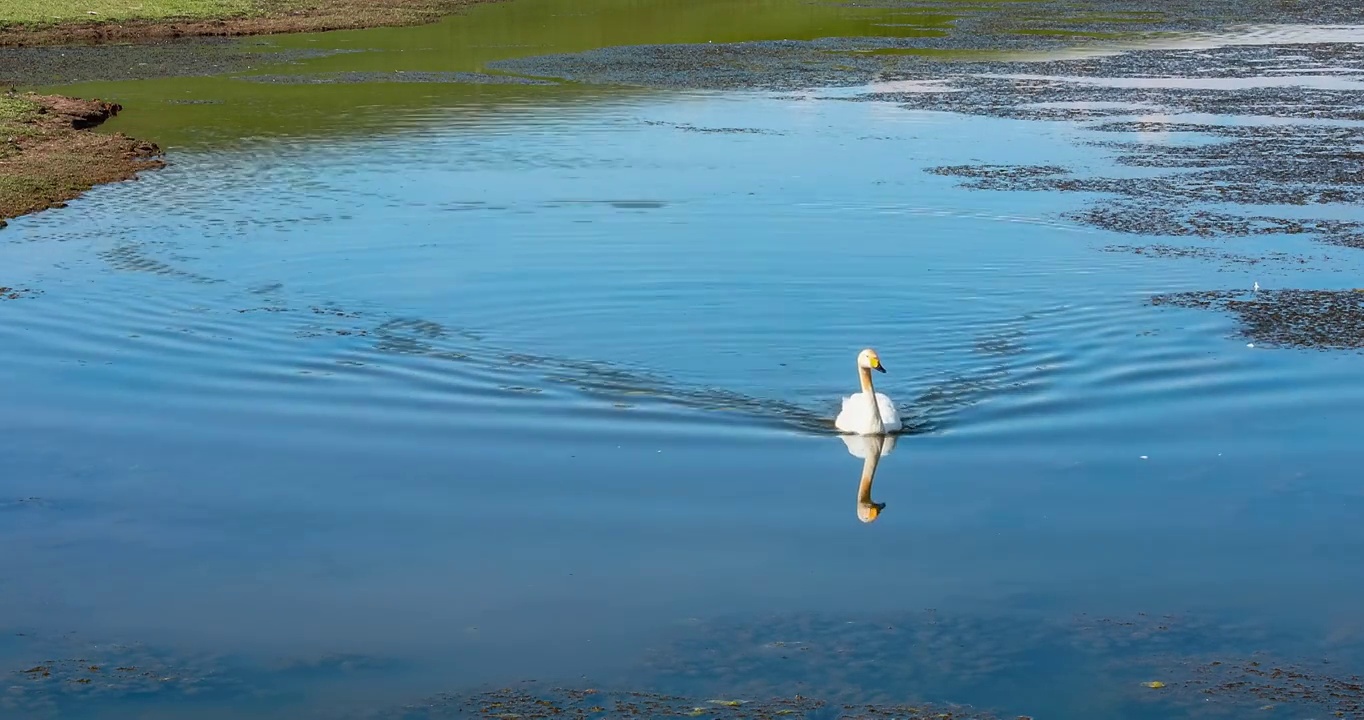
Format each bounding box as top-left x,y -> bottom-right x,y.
0,174 -> 63,196
0,95 -> 41,122
0,0 -> 268,27
0,95 -> 42,138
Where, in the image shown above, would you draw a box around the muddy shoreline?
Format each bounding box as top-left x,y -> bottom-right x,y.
0,92 -> 162,226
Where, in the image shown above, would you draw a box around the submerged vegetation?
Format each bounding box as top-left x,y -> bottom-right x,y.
1151,289 -> 1364,350
8,611 -> 1364,718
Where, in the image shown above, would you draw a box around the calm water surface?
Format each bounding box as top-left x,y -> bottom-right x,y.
4,2 -> 1364,718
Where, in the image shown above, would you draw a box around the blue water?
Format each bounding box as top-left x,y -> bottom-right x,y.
4,62 -> 1364,720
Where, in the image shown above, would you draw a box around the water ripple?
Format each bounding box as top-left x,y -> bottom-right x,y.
3,89 -> 1360,461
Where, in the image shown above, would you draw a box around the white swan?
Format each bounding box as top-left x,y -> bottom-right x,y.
834,348 -> 902,435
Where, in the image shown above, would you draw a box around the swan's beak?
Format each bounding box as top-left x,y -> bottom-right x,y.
874,362 -> 886,373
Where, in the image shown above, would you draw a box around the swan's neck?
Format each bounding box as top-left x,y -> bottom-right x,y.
857,443 -> 882,503
858,365 -> 884,432
858,365 -> 875,395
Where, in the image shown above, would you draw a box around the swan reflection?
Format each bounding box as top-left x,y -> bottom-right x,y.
840,434 -> 896,523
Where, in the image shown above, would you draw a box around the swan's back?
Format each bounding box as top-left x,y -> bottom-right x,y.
836,392 -> 902,434
874,392 -> 903,432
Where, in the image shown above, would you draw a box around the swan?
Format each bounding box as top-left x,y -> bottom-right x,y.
834,348 -> 902,435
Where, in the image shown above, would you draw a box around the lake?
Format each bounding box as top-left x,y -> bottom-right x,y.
4,1 -> 1364,718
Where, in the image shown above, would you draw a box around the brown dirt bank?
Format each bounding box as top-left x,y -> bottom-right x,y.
0,0 -> 500,47
0,92 -> 162,227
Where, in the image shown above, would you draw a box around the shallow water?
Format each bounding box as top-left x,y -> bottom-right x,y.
5,2 -> 1364,719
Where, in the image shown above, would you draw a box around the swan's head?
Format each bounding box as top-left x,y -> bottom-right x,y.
857,348 -> 887,373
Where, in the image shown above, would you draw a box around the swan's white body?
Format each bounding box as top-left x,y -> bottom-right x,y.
834,348 -> 902,435
836,392 -> 902,435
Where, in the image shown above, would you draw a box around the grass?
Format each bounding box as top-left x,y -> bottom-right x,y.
0,94 -> 42,124
0,0 -> 479,27
0,174 -> 63,198
0,0 -> 490,45
0,95 -> 42,152
0,1 -> 270,25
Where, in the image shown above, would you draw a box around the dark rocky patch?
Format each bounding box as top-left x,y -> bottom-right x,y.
2,635 -> 405,718
1101,243 -> 1310,267
0,285 -> 40,300
1320,224 -> 1364,250
490,38 -> 943,93
311,305 -> 363,318
239,71 -> 558,86
609,200 -> 667,209
0,42 -> 346,87
1067,204 -> 1364,243
2,643 -> 243,716
1174,658 -> 1364,718
642,120 -> 783,135
1151,288 -> 1364,349
370,684 -> 997,720
928,165 -> 1069,182
846,0 -> 1364,38
545,199 -> 670,209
